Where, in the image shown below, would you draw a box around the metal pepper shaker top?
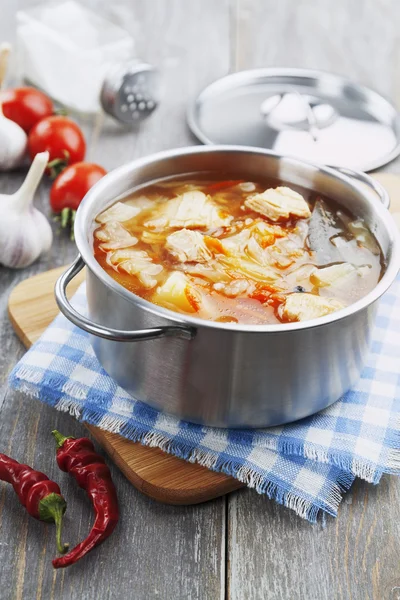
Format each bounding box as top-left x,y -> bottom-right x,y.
100,61 -> 161,124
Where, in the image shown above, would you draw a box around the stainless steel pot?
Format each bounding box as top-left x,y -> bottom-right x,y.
55,146 -> 400,428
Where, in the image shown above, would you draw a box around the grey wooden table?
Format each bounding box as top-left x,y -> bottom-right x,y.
1,1 -> 400,599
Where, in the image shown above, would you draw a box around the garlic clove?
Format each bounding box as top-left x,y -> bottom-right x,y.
10,151 -> 49,210
0,151 -> 53,269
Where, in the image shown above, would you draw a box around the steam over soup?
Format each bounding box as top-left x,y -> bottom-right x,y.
93,176 -> 384,325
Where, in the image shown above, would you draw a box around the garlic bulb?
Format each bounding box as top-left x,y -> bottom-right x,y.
0,105 -> 27,170
0,151 -> 53,268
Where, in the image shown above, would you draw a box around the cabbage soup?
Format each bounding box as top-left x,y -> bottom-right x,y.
93,175 -> 384,325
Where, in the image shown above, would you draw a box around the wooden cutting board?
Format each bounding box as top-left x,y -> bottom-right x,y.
7,173 -> 400,505
8,266 -> 243,504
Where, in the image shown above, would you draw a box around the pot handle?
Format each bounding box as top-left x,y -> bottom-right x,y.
55,256 -> 196,342
333,166 -> 390,210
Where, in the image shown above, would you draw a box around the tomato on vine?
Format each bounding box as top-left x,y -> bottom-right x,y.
0,87 -> 54,133
50,162 -> 107,233
28,116 -> 86,174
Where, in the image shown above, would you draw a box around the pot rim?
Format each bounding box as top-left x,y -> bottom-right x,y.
74,145 -> 400,333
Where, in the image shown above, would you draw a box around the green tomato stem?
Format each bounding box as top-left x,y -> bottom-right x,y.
60,208 -> 70,229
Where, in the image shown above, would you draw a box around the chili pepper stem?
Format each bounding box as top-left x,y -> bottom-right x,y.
54,508 -> 69,555
52,430 -> 72,449
38,492 -> 69,554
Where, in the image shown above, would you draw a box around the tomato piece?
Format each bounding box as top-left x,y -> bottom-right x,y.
0,87 -> 53,133
268,293 -> 286,310
28,116 -> 86,165
249,284 -> 280,304
50,162 -> 107,213
205,180 -> 244,192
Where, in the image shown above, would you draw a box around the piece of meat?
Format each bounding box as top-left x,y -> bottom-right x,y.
165,229 -> 212,263
94,221 -> 138,250
125,195 -> 154,211
213,278 -> 253,298
220,228 -> 252,255
253,220 -> 286,246
96,202 -> 143,223
245,187 -> 311,221
144,191 -> 233,230
310,263 -> 358,288
280,292 -> 345,322
218,220 -> 284,261
109,249 -> 163,288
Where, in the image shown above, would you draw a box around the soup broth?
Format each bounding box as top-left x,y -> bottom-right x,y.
93,175 -> 384,325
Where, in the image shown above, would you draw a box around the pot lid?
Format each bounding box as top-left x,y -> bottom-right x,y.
188,68 -> 400,172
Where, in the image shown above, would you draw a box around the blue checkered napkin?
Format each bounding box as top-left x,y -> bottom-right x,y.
9,277 -> 400,522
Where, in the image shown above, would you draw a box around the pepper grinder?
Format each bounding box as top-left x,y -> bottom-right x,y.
100,61 -> 161,124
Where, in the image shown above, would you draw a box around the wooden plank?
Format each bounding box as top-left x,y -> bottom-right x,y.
228,478 -> 400,600
0,0 -> 230,598
233,0 -> 400,102
228,1 -> 400,598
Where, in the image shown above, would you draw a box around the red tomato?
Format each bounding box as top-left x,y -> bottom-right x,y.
28,116 -> 86,165
0,87 -> 54,133
50,162 -> 107,212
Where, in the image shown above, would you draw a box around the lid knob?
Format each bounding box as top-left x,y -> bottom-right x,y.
261,92 -> 337,139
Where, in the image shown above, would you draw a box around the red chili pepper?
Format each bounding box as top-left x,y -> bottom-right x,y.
0,453 -> 67,554
51,431 -> 119,569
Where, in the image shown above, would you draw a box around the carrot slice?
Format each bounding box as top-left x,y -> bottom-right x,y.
185,286 -> 201,312
204,236 -> 226,255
